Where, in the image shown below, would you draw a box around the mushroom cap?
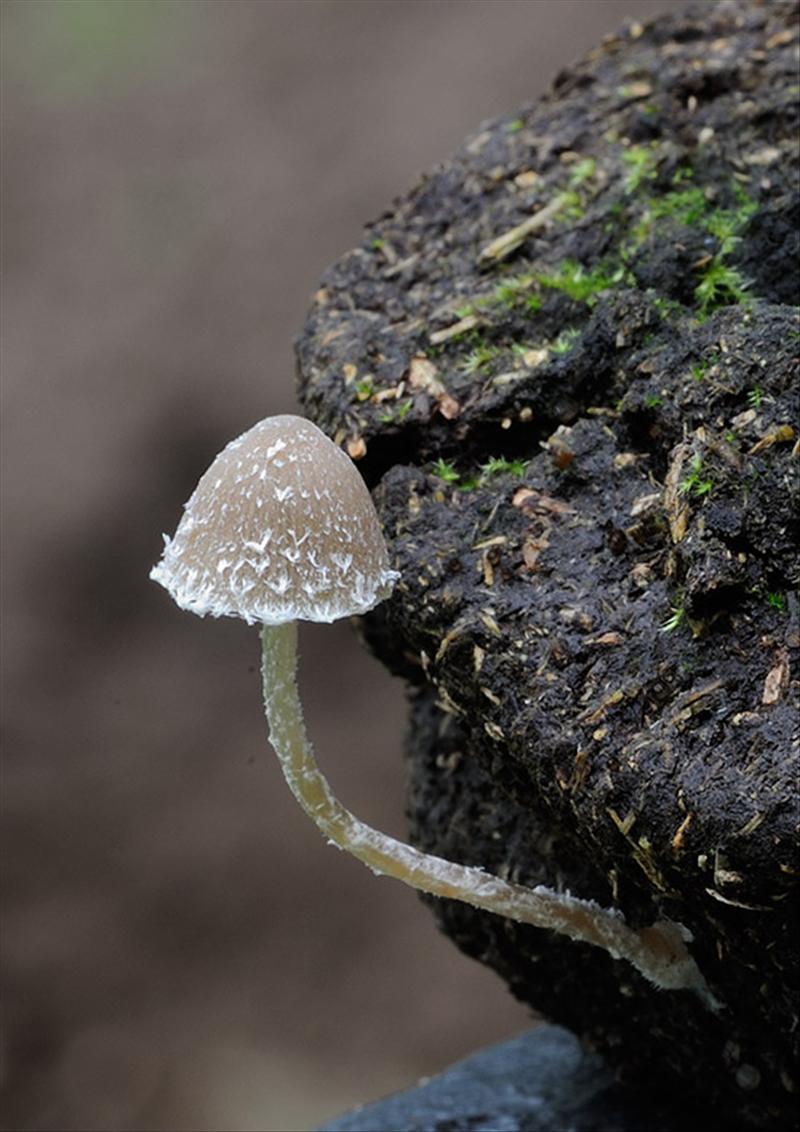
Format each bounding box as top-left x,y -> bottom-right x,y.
150,415 -> 399,625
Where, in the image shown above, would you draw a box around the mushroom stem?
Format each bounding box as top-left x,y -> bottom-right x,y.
261,621 -> 719,1011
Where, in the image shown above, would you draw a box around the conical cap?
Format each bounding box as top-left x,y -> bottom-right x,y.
151,415 -> 398,625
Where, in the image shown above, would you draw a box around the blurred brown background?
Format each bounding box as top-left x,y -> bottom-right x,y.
2,2 -> 671,1129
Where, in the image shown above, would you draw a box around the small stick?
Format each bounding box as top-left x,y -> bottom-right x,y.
478,193 -> 570,265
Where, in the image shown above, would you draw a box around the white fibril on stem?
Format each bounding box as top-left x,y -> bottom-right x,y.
151,414 -> 720,1013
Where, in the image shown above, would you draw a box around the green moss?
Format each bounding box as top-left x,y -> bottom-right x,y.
621,144 -> 658,194
537,259 -> 622,304
652,295 -> 684,321
651,186 -> 709,226
662,598 -> 686,633
766,592 -> 787,613
379,397 -> 413,424
463,342 -> 499,374
481,456 -> 529,478
445,164 -> 757,371
691,352 -> 720,381
455,272 -> 540,319
432,458 -> 460,483
493,274 -> 535,307
494,285 -> 522,307
612,167 -> 759,319
559,190 -> 585,221
706,210 -> 744,256
551,327 -> 580,355
430,455 -> 528,493
679,454 -> 714,497
568,158 -> 597,188
666,183 -> 755,318
695,261 -> 750,317
428,458 -> 477,491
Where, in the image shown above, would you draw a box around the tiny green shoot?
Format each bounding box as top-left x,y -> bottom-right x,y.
622,144 -> 658,193
481,456 -> 529,478
551,327 -> 580,355
695,261 -> 750,316
463,343 -> 498,375
568,157 -> 596,188
537,259 -> 621,304
432,458 -> 460,484
662,599 -> 686,633
679,454 -> 714,498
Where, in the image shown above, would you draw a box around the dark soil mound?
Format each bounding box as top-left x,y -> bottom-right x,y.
296,2 -> 800,1126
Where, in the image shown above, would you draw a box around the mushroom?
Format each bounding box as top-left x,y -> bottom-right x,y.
151,414 -> 718,1010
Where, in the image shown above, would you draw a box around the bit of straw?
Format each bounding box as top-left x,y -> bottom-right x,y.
478,193 -> 570,265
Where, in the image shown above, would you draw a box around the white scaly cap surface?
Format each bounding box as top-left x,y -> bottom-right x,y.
150,415 -> 399,625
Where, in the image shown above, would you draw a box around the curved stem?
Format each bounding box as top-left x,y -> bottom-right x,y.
261,621 -> 718,1011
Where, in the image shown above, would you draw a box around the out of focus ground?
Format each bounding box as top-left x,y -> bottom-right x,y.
2,2 -> 669,1128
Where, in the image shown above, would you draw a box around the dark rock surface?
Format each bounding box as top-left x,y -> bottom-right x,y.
319,1025 -> 734,1132
296,1 -> 800,1127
